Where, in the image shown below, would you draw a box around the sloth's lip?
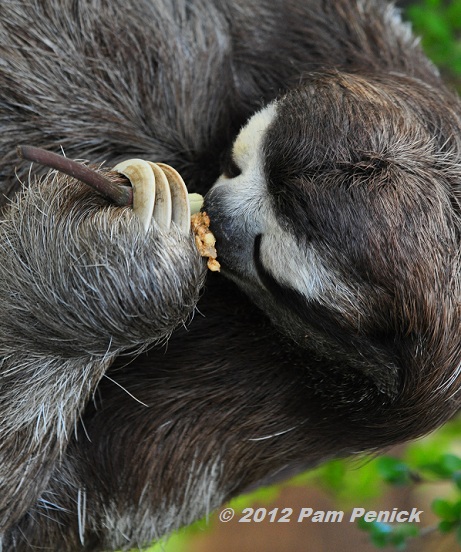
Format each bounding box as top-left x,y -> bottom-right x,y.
202,191 -> 256,283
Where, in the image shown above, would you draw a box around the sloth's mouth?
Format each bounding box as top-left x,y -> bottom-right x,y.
203,187 -> 266,290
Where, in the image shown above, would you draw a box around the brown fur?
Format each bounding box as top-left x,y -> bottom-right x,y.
0,0 -> 459,550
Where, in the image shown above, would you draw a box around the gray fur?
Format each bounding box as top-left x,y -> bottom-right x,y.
0,171 -> 205,534
0,0 -> 460,550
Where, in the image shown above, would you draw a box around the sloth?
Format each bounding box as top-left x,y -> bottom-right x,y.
0,0 -> 460,550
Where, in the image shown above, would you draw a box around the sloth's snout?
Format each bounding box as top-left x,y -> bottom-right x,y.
203,187 -> 257,280
203,188 -> 232,246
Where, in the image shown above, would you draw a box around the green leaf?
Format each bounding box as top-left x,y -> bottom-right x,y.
404,415 -> 461,467
446,2 -> 461,29
357,517 -> 374,532
453,471 -> 461,490
395,523 -> 420,539
440,454 -> 461,476
291,456 -> 384,506
439,519 -> 456,534
390,532 -> 407,550
432,498 -> 455,520
370,532 -> 389,548
406,0 -> 461,86
453,500 -> 461,519
319,459 -> 347,491
421,455 -> 461,479
144,531 -> 189,552
426,0 -> 442,8
373,522 -> 393,535
377,457 -> 413,486
456,523 -> 461,544
370,522 -> 393,548
228,484 -> 280,513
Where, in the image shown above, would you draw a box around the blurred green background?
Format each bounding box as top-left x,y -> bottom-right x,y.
146,415 -> 461,551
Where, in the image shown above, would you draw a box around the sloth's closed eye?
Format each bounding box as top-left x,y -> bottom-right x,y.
222,155 -> 242,179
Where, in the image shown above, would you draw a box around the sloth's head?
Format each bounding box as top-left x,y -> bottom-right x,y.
205,71 -> 461,440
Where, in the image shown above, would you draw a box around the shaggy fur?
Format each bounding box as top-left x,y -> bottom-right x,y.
0,0 -> 460,550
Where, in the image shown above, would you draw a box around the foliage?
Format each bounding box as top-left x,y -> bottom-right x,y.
407,0 -> 461,86
354,451 -> 461,549
298,416 -> 461,549
141,416 -> 461,551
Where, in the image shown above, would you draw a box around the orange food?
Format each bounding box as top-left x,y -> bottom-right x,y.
190,212 -> 220,272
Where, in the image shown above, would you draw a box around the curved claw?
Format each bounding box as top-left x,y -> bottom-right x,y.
156,162 -> 190,233
147,162 -> 172,231
112,158 -> 204,237
113,159 -> 156,233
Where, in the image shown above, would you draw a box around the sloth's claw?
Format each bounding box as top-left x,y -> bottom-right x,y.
113,159 -> 156,233
154,162 -> 189,233
147,161 -> 172,231
113,159 -> 202,234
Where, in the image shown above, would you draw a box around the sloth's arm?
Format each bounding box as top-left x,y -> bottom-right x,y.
0,167 -> 206,531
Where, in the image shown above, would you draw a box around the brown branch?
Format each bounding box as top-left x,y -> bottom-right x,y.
17,145 -> 133,206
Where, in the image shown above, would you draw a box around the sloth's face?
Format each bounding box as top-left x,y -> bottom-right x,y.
205,96 -> 364,346
205,98 -> 360,349
205,73 -> 460,388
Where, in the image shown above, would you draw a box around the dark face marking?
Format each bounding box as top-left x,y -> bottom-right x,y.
208,71 -> 460,405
